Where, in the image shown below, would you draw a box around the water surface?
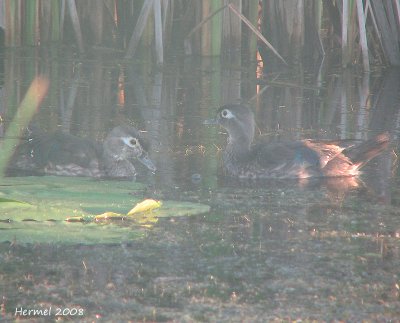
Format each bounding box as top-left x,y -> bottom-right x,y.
0,48 -> 399,321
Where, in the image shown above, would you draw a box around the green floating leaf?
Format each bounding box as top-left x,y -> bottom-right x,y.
0,176 -> 210,245
0,221 -> 144,245
0,197 -> 30,204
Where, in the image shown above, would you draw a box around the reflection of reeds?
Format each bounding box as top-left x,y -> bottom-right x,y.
0,76 -> 49,176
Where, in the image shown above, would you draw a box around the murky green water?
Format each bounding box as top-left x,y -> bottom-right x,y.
0,48 -> 399,321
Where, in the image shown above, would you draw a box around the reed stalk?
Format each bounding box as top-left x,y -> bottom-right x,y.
247,0 -> 258,61
223,0 -> 241,55
60,0 -> 65,39
184,3 -> 227,55
370,0 -> 400,65
125,0 -> 154,59
67,0 -> 84,52
394,0 -> 400,25
210,0 -> 222,56
289,0 -> 305,62
4,0 -> 13,45
41,0 -> 51,43
2,0 -> 400,70
162,0 -> 169,33
154,0 -> 163,64
5,0 -> 21,46
364,0 -> 383,52
50,0 -> 61,41
355,0 -> 369,71
228,3 -> 287,65
0,76 -> 49,176
88,0 -> 104,44
141,1 -> 154,57
162,0 -> 173,52
201,0 -> 211,55
342,0 -> 350,67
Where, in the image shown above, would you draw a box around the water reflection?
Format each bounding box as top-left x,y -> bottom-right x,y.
1,49 -> 400,321
0,50 -> 399,202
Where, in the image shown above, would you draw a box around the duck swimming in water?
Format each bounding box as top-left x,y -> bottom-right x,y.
9,125 -> 156,180
209,104 -> 389,179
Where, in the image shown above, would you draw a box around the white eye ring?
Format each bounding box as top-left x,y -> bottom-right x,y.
220,109 -> 234,119
122,137 -> 139,148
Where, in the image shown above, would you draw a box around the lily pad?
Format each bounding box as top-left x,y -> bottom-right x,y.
0,176 -> 210,245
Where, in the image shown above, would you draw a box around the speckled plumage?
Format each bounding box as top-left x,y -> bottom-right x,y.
214,104 -> 389,179
10,125 -> 156,179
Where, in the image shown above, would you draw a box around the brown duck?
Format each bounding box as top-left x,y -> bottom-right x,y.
210,104 -> 389,179
10,125 -> 156,180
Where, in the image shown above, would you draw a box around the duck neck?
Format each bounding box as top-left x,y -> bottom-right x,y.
225,134 -> 252,162
101,146 -> 136,178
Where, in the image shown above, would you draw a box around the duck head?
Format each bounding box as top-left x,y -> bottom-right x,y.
214,104 -> 255,150
103,125 -> 156,172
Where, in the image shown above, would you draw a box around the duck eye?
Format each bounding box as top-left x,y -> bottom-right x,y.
221,109 -> 229,118
122,136 -> 140,148
220,109 -> 235,119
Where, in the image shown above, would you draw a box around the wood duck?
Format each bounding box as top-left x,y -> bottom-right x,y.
10,125 -> 156,180
208,104 -> 389,179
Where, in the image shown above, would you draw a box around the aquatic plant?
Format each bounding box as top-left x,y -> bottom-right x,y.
2,0 -> 399,69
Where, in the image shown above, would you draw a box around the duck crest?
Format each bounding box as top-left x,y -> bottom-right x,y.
215,104 -> 390,179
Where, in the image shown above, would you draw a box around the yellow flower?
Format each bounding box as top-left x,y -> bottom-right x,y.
127,199 -> 162,215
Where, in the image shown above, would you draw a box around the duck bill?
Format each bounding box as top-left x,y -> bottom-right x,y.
203,118 -> 218,125
137,153 -> 157,172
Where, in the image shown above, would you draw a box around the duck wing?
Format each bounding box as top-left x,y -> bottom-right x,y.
305,133 -> 389,176
250,134 -> 389,178
38,132 -> 102,169
302,140 -> 348,168
254,141 -> 295,168
17,129 -> 100,169
254,141 -> 321,169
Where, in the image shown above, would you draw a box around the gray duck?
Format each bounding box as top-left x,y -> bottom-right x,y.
209,104 -> 389,179
10,125 -> 156,179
